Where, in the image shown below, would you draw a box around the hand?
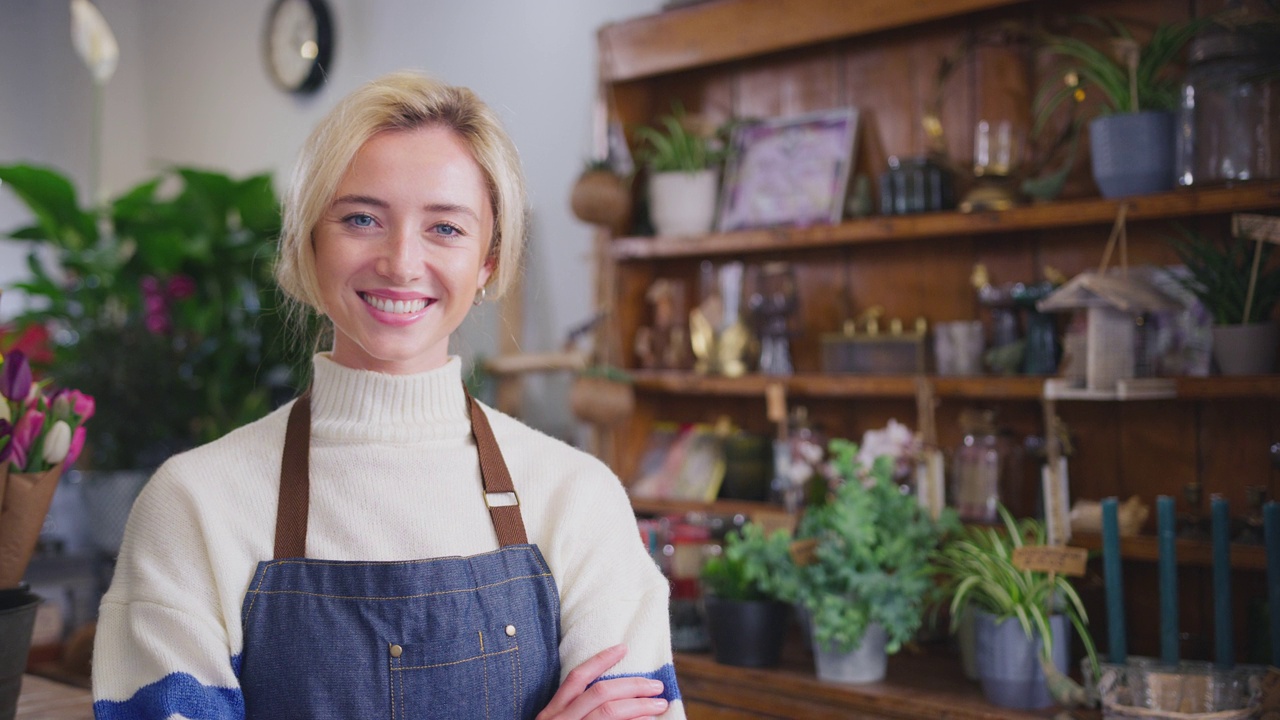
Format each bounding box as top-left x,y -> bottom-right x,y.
536,644 -> 669,720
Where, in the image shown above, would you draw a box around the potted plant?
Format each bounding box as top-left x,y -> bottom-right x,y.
0,164 -> 308,555
931,505 -> 1099,710
699,521 -> 795,668
1167,222 -> 1280,375
1039,17 -> 1199,198
780,439 -> 956,684
634,102 -> 724,237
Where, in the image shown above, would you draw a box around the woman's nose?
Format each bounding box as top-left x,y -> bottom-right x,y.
375,228 -> 422,283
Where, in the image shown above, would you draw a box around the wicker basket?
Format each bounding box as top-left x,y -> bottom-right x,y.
1089,659 -> 1268,720
569,374 -> 634,426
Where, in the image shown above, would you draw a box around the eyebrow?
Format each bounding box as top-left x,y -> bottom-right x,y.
331,194 -> 480,221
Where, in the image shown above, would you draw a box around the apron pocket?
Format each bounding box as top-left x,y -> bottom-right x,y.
389,630 -> 521,720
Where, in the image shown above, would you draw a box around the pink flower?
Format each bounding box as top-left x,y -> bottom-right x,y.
10,409 -> 45,470
167,274 -> 196,300
68,390 -> 95,422
66,425 -> 87,468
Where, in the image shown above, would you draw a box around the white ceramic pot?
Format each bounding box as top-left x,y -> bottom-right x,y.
1212,322 -> 1279,376
811,621 -> 888,684
648,169 -> 718,237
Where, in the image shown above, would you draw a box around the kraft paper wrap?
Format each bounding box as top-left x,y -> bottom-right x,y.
0,462 -> 63,588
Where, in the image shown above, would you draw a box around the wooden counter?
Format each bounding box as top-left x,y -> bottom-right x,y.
675,641 -> 1069,720
15,674 -> 93,720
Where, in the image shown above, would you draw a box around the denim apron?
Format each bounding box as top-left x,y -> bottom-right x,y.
237,392 -> 561,719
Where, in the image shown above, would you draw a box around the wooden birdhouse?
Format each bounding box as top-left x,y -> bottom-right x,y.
1037,269 -> 1182,392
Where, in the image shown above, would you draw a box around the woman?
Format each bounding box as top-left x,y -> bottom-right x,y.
92,71 -> 683,720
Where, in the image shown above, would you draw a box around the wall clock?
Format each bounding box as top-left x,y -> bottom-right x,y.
263,0 -> 334,95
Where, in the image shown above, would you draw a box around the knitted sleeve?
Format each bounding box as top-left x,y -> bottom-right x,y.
545,457 -> 686,719
91,462 -> 246,720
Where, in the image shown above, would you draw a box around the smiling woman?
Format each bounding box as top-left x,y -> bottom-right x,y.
90,72 -> 685,720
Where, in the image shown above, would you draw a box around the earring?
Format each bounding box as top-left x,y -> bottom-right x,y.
473,286 -> 487,306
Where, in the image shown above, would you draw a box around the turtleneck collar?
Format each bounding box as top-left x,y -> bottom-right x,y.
308,353 -> 472,443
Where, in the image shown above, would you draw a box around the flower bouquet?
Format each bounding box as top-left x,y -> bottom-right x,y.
0,349 -> 94,588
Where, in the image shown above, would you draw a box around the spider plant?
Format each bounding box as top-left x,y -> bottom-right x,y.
634,102 -> 724,174
1037,16 -> 1200,121
932,505 -> 1099,676
1167,223 -> 1280,326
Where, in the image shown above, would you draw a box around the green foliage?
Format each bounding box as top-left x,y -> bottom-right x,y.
1167,223 -> 1280,325
701,522 -> 795,602
1,163 -> 310,470
634,102 -> 723,173
931,505 -> 1098,676
780,439 -> 958,655
1038,16 -> 1199,123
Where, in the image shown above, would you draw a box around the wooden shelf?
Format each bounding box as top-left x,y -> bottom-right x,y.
599,0 -> 1028,82
1072,532 -> 1267,571
675,642 -> 1058,719
611,184 -> 1280,260
630,496 -> 780,519
630,371 -> 1280,401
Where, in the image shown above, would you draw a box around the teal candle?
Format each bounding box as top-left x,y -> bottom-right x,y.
1158,495 -> 1179,666
1212,496 -> 1233,668
1101,497 -> 1127,663
1265,501 -> 1280,667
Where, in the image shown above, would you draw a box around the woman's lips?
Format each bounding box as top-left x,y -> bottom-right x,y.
358,291 -> 435,323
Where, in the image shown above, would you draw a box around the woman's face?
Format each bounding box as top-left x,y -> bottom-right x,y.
313,125 -> 494,375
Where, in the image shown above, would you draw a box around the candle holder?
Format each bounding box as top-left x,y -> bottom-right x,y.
1235,486 -> 1267,545
1085,658 -> 1267,718
1178,483 -> 1209,541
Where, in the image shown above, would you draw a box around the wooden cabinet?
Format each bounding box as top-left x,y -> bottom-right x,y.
593,0 -> 1280,696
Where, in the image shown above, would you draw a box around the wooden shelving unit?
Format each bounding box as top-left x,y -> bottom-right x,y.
595,0 -> 1280,707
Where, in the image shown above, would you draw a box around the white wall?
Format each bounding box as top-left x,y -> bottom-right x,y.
1,0 -> 663,441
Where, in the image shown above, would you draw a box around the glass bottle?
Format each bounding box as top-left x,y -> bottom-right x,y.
1176,15 -> 1280,187
951,409 -> 1002,523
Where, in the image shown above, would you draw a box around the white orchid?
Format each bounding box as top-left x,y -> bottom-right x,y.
71,0 -> 119,85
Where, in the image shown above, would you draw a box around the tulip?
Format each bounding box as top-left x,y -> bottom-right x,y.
52,392 -> 72,422
0,349 -> 31,402
0,399 -> 10,424
69,390 -> 95,423
42,420 -> 72,466
66,425 -> 87,468
70,0 -> 119,85
11,409 -> 45,470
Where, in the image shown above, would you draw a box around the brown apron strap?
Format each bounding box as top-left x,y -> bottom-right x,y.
467,393 -> 529,546
274,393 -> 311,559
272,386 -> 528,560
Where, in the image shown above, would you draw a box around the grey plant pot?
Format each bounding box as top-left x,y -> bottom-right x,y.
1212,322 -> 1279,376
1089,111 -> 1176,199
974,610 -> 1069,710
812,621 -> 888,684
0,588 -> 41,720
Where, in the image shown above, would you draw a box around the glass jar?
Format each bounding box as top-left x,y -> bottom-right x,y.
1176,27 -> 1280,187
951,409 -> 1003,522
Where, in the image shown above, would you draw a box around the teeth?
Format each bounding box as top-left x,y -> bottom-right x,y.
361,293 -> 428,314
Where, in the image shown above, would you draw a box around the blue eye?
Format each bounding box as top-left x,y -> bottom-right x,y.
345,213 -> 376,228
434,223 -> 462,237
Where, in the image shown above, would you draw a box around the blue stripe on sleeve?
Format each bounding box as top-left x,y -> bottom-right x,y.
93,671 -> 244,720
591,662 -> 682,702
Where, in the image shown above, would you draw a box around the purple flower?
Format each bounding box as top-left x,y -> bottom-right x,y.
167,274 -> 196,300
1,349 -> 32,402
10,408 -> 44,471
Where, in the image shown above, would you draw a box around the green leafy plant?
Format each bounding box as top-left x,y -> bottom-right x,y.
1167,223 -> 1280,325
634,103 -> 724,173
0,163 -> 308,470
1037,16 -> 1200,122
778,440 -> 957,655
701,522 -> 795,602
931,504 -> 1098,675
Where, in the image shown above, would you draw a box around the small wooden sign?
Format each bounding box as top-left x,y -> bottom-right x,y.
1233,213 -> 1280,244
754,509 -> 798,537
1012,545 -> 1088,577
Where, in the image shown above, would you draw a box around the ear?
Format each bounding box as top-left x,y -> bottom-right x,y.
477,256 -> 495,291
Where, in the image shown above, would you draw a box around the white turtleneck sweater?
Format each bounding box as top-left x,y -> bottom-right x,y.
92,354 -> 684,719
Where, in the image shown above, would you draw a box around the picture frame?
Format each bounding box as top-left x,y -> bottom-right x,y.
716,108 -> 859,232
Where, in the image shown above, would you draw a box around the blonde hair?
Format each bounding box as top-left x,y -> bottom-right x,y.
275,71 -> 527,311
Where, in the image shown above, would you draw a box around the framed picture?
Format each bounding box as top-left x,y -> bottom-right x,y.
716,108 -> 859,232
